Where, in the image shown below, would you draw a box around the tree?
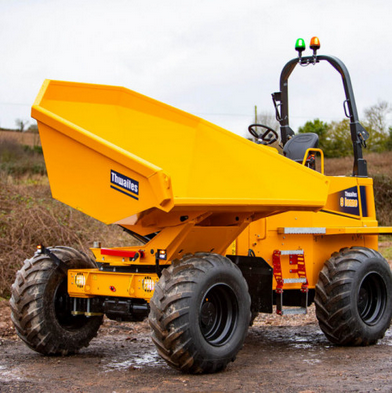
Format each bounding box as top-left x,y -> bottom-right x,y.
245,109 -> 280,142
297,119 -> 352,158
297,101 -> 392,157
15,118 -> 29,132
364,101 -> 391,134
298,119 -> 329,148
255,110 -> 280,132
27,124 -> 38,133
323,119 -> 352,158
363,101 -> 391,152
385,128 -> 392,151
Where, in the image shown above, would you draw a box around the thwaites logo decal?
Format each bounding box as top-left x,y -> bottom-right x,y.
339,188 -> 359,211
110,170 -> 139,200
326,186 -> 360,216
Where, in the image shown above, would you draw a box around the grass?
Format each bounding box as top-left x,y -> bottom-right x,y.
0,167 -> 137,298
379,236 -> 392,264
0,138 -> 46,178
382,245 -> 392,261
325,151 -> 392,178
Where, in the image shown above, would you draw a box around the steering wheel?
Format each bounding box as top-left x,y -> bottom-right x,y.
248,124 -> 278,145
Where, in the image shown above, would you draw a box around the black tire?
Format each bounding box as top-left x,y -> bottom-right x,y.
149,253 -> 251,374
315,247 -> 392,346
249,310 -> 259,326
10,246 -> 103,355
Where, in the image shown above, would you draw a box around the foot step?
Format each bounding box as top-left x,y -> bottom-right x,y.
279,307 -> 307,316
282,278 -> 307,284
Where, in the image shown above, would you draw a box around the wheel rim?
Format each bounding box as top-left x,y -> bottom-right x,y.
199,284 -> 239,346
54,278 -> 89,330
357,272 -> 387,326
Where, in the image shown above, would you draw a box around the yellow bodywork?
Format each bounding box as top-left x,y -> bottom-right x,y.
68,270 -> 158,300
32,80 -> 329,225
231,175 -> 392,292
31,80 -> 392,301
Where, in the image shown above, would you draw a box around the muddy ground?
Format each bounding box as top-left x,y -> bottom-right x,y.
1,300 -> 392,393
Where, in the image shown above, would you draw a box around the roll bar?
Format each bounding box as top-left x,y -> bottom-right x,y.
272,55 -> 369,177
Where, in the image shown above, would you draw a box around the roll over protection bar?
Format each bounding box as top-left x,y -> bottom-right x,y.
272,55 -> 369,177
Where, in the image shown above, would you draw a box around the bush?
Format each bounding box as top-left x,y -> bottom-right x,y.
385,129 -> 392,151
0,139 -> 46,178
373,174 -> 392,226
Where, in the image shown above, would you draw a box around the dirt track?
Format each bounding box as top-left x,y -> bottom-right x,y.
1,300 -> 392,393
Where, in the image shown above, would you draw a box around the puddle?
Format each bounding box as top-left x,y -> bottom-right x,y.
379,328 -> 392,346
283,330 -> 327,348
291,343 -> 313,349
260,327 -> 334,356
303,358 -> 321,364
103,349 -> 165,371
0,364 -> 22,381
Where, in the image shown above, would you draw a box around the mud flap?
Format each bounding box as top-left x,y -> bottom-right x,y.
227,255 -> 273,313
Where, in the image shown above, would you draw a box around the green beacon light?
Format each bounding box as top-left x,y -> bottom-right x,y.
295,38 -> 306,54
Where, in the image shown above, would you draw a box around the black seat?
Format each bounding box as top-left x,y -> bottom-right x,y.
283,133 -> 319,163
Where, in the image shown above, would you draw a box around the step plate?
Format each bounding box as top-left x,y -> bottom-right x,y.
279,250 -> 304,255
282,278 -> 307,284
280,227 -> 326,235
281,307 -> 307,315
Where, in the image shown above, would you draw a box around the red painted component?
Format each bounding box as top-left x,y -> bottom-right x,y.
100,248 -> 145,259
272,250 -> 284,294
273,250 -> 308,315
289,254 -> 298,273
273,251 -> 309,294
296,254 -> 309,292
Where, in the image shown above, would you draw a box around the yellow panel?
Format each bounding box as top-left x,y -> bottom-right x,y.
68,269 -> 159,301
233,204 -> 390,290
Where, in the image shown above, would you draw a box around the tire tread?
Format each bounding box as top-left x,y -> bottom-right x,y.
315,246 -> 392,346
10,247 -> 103,355
149,253 -> 250,374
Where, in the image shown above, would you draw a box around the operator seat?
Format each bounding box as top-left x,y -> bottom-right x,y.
283,133 -> 319,163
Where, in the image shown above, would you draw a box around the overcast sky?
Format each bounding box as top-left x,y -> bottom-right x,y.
1,0 -> 392,137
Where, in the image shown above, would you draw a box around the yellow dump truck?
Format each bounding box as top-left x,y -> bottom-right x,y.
11,38 -> 392,374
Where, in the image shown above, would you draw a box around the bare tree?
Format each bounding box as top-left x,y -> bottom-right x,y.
364,101 -> 391,134
363,101 -> 391,152
255,110 -> 280,131
15,118 -> 29,132
244,106 -> 280,139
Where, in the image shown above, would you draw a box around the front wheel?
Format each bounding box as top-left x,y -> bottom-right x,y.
149,253 -> 251,374
315,247 -> 392,346
10,246 -> 103,355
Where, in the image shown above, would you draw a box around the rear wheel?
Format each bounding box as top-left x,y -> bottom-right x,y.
149,253 -> 251,374
10,246 -> 103,355
315,247 -> 392,346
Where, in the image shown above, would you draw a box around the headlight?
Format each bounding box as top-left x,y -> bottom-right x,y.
75,273 -> 86,288
142,277 -> 155,292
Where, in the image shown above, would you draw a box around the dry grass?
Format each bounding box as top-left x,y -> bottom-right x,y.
0,130 -> 41,147
0,138 -> 45,178
324,151 -> 392,177
379,237 -> 392,263
0,178 -> 138,297
0,138 -> 138,297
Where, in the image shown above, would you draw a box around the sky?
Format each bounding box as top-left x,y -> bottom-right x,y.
1,0 -> 392,138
